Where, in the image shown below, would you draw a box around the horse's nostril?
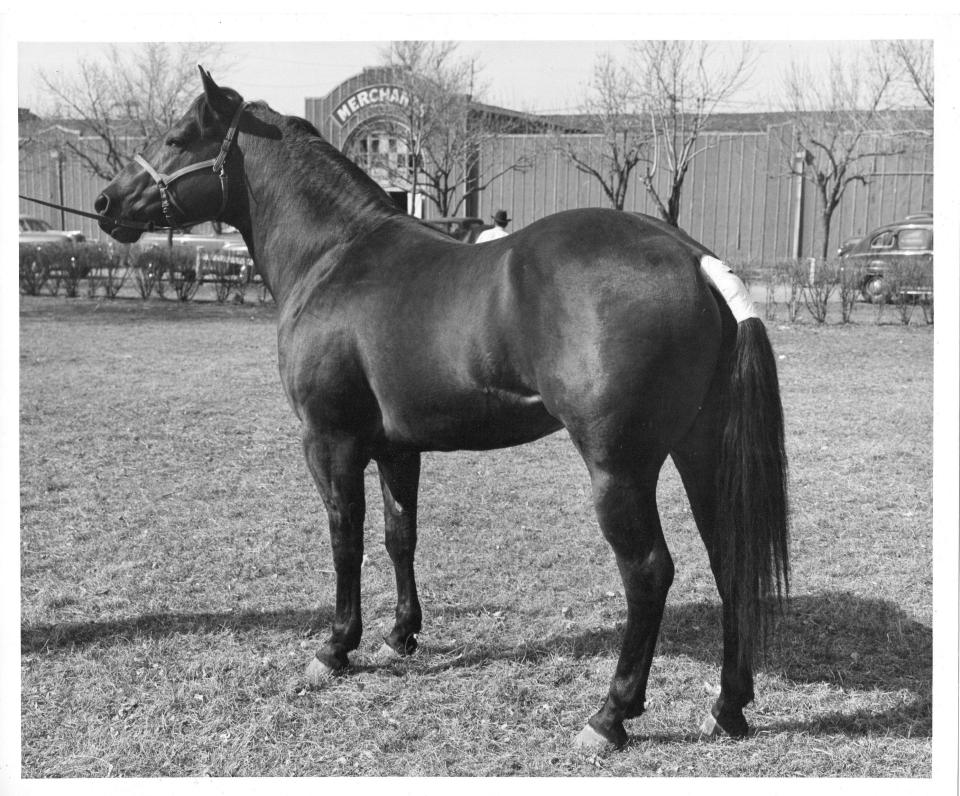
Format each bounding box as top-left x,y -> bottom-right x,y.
94,194 -> 110,216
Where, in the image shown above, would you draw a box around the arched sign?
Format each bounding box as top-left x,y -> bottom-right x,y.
333,84 -> 411,127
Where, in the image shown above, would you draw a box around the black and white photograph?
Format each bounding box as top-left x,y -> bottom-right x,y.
4,8 -> 957,790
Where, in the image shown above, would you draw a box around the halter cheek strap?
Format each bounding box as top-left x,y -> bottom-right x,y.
135,101 -> 249,228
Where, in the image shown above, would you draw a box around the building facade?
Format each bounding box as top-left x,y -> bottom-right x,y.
20,68 -> 933,264
305,67 -> 420,214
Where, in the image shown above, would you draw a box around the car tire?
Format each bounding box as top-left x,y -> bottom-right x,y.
861,276 -> 887,303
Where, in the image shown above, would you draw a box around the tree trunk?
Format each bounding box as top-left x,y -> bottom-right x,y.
410,162 -> 419,218
820,209 -> 832,261
665,189 -> 681,227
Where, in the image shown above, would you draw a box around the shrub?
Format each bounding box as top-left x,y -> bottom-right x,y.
887,259 -> 933,326
131,246 -> 199,301
74,242 -> 115,274
206,253 -> 238,304
59,256 -> 84,298
87,245 -> 130,299
770,259 -> 808,323
920,291 -> 933,325
19,241 -> 74,297
837,262 -> 863,324
69,243 -> 115,299
763,275 -> 779,322
802,259 -> 838,325
131,249 -> 163,300
19,244 -> 48,296
166,248 -> 201,302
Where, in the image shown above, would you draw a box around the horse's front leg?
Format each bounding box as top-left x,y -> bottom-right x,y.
301,425 -> 369,680
376,451 -> 422,657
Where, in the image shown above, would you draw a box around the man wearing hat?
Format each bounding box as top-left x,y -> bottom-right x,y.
475,209 -> 511,243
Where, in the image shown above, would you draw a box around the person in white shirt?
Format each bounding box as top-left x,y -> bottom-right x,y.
475,210 -> 511,243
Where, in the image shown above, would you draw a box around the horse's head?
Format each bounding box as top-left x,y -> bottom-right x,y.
95,67 -> 246,243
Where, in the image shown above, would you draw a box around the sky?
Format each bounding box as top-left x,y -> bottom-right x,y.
16,39 -> 888,119
11,1 -> 949,118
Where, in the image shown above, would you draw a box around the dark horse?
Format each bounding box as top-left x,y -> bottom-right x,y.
96,68 -> 788,750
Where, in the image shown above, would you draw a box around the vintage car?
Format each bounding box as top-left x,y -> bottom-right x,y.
19,214 -> 85,244
137,223 -> 255,282
838,212 -> 933,302
137,222 -> 243,252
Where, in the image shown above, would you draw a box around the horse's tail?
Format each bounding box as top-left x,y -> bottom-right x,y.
717,314 -> 790,669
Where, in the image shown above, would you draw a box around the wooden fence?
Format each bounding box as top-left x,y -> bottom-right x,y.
476,123 -> 933,263
20,120 -> 932,264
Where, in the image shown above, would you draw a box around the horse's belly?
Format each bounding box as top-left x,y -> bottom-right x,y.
381,390 -> 562,451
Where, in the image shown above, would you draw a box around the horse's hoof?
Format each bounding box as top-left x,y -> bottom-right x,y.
699,709 -> 748,739
574,723 -> 624,751
382,632 -> 418,656
373,642 -> 402,664
305,656 -> 338,687
699,712 -> 722,738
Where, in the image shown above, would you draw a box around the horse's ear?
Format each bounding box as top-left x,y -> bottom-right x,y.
198,65 -> 238,120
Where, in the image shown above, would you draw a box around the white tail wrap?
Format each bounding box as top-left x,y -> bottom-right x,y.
699,255 -> 759,323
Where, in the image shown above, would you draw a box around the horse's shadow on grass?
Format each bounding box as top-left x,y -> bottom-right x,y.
422,592 -> 931,687
22,590 -> 929,738
420,590 -> 932,739
20,607 -> 332,653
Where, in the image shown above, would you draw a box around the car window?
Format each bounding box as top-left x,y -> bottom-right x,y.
870,230 -> 896,250
21,217 -> 52,232
897,228 -> 930,250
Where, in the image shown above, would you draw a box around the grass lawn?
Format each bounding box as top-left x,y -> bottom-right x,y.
19,295 -> 933,777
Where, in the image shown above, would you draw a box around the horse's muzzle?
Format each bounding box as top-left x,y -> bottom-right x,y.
95,192 -> 147,243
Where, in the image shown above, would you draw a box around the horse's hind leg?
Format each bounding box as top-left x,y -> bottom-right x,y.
576,459 -> 673,750
301,426 -> 369,681
376,451 -> 423,657
672,416 -> 753,737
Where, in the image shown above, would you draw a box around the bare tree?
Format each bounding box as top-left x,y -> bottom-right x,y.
37,43 -> 223,180
632,41 -> 755,226
556,54 -> 650,211
879,40 -> 934,109
782,49 -> 900,260
380,41 -> 531,217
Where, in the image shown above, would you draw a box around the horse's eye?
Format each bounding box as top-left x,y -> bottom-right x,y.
166,137 -> 185,149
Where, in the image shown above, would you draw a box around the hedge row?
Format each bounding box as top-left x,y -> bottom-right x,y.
18,241 -> 268,304
733,258 -> 934,326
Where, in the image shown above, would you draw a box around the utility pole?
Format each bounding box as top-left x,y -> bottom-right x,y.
49,148 -> 66,229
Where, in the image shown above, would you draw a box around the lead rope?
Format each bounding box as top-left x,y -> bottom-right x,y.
18,194 -> 156,231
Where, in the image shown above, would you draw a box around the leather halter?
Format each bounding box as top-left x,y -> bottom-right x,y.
134,101 -> 249,228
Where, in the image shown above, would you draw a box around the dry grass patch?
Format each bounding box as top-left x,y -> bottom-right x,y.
20,297 -> 932,777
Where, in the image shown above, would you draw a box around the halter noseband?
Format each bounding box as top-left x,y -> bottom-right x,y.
134,101 -> 249,228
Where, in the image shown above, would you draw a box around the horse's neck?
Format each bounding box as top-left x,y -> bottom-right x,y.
238,124 -> 398,306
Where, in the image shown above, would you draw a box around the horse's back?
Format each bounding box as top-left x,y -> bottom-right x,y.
282,208 -> 726,454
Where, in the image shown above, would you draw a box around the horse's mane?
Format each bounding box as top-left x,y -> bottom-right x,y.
273,108 -> 403,221
188,89 -> 402,228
